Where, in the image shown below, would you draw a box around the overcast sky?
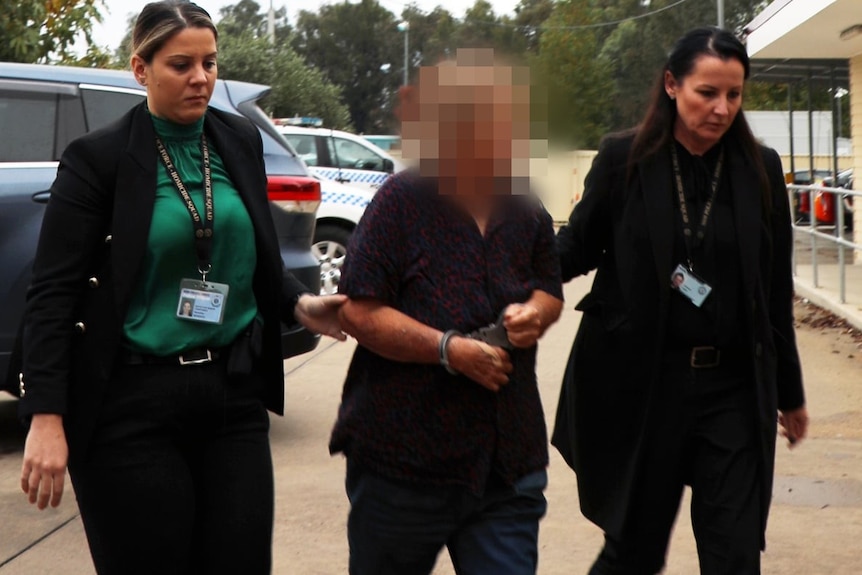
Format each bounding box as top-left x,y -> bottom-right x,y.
93,0 -> 521,52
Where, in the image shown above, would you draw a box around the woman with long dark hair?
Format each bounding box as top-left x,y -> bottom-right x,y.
552,27 -> 808,574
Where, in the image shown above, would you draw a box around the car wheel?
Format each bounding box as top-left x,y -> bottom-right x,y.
312,225 -> 352,295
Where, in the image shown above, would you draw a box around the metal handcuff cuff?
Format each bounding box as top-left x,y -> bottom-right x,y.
439,311 -> 514,375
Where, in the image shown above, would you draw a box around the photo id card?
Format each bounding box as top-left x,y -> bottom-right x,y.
177,278 -> 230,324
670,263 -> 712,308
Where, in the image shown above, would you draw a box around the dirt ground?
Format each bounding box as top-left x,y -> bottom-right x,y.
1,282 -> 862,574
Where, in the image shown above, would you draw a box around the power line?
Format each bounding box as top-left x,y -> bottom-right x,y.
494,0 -> 694,31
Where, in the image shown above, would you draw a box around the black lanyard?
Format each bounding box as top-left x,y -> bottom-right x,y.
670,142 -> 724,271
156,134 -> 214,281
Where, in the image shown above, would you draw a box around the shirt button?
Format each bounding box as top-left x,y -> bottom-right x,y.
74,322 -> 86,334
88,277 -> 100,288
104,234 -> 112,244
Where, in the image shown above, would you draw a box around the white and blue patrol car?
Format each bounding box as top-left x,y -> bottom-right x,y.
276,120 -> 405,193
311,176 -> 376,294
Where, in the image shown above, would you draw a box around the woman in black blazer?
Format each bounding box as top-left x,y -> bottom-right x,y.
18,2 -> 344,573
552,28 -> 808,574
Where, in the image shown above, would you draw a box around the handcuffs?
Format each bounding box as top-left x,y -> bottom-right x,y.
439,311 -> 513,375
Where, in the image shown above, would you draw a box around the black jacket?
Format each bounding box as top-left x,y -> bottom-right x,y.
551,133 -> 805,545
18,103 -> 308,464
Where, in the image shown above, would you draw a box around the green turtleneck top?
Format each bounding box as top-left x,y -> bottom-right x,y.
123,113 -> 259,355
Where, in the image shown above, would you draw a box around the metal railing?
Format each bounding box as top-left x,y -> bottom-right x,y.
788,184 -> 861,304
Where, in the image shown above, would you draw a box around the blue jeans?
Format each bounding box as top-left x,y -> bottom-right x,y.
345,461 -> 548,575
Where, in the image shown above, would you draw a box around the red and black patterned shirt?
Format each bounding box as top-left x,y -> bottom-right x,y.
329,171 -> 563,495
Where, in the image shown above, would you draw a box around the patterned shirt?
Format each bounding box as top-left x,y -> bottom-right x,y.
329,171 -> 563,495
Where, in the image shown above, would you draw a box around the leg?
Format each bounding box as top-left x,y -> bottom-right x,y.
70,366 -> 198,575
590,369 -> 690,575
192,386 -> 274,575
345,460 -> 458,575
688,388 -> 761,575
446,469 -> 548,575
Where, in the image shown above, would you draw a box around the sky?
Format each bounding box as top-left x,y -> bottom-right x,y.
93,0 -> 521,53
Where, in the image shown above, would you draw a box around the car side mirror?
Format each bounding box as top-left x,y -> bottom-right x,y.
382,158 -> 395,174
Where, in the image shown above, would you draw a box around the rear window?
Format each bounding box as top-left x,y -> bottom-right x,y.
82,88 -> 145,132
0,90 -> 57,162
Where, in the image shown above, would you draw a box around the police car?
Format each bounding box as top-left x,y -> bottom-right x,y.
275,118 -> 404,193
312,175 -> 375,294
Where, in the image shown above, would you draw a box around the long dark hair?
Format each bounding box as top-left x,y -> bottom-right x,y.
629,27 -> 770,204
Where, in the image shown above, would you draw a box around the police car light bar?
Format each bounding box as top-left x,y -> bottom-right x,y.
274,116 -> 324,128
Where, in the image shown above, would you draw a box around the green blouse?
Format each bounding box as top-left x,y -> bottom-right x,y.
123,113 -> 259,355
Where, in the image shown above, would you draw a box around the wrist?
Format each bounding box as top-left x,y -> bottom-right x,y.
31,413 -> 63,429
439,330 -> 462,375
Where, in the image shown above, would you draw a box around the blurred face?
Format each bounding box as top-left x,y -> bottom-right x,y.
665,55 -> 745,154
401,50 -> 532,197
131,27 -> 217,125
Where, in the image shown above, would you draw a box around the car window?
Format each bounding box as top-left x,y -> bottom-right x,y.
283,134 -> 319,166
82,88 -> 146,132
332,137 -> 384,171
0,89 -> 57,162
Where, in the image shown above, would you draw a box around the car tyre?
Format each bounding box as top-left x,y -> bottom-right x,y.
312,224 -> 352,295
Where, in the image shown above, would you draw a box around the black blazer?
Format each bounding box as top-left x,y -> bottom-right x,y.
19,103 -> 308,464
551,133 -> 805,545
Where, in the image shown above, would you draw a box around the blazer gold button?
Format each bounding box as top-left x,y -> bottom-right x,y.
88,277 -> 100,288
18,372 -> 25,398
105,234 -> 112,244
74,321 -> 86,334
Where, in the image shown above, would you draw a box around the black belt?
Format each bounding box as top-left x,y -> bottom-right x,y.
664,346 -> 746,369
121,347 -> 224,367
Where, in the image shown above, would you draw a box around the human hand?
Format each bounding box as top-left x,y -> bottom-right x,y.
295,294 -> 348,341
502,303 -> 542,349
447,336 -> 513,392
779,406 -> 809,449
21,414 -> 68,510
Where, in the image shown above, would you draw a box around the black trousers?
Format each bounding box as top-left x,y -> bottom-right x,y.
69,359 -> 273,575
590,360 -> 761,575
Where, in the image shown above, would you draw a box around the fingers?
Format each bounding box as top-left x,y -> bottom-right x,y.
37,472 -> 53,510
20,461 -> 31,494
51,473 -> 65,508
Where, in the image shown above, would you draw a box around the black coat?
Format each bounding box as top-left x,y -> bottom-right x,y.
551,133 -> 805,545
18,103 -> 308,465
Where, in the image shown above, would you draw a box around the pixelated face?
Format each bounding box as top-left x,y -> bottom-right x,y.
401,49 -> 536,196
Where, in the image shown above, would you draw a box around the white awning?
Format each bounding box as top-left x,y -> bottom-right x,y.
745,0 -> 862,60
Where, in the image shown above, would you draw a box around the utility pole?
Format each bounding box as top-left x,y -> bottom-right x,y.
717,0 -> 725,29
268,0 -> 276,44
397,21 -> 410,86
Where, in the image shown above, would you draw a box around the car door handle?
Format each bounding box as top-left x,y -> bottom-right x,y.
336,178 -> 351,184
31,191 -> 51,204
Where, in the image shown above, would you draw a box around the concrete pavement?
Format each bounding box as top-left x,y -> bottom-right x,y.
1,280 -> 862,573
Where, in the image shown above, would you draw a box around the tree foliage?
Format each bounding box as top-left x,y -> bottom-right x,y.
0,0 -> 109,65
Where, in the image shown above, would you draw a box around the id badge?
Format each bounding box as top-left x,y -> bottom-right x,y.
670,263 -> 712,308
177,278 -> 230,324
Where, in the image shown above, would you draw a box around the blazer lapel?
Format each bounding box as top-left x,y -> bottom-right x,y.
639,147 -> 675,297
728,148 -> 761,295
112,104 -> 157,313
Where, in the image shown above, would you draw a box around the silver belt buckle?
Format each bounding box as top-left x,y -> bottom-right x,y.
178,349 -> 212,366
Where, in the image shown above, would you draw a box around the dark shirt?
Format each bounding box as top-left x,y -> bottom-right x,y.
329,171 -> 563,495
667,140 -> 744,349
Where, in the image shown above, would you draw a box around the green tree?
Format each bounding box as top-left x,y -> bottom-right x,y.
0,0 -> 107,64
217,1 -> 352,129
536,0 -> 614,147
293,0 -> 402,133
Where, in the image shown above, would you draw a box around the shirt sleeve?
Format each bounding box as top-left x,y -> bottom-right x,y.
531,206 -> 564,300
338,176 -> 409,305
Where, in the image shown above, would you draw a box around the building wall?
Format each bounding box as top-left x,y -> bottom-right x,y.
852,54 -> 862,262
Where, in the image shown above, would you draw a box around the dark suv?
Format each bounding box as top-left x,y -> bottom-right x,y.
0,63 -> 321,396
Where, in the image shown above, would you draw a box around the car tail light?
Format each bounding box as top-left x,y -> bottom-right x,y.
267,176 -> 321,213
